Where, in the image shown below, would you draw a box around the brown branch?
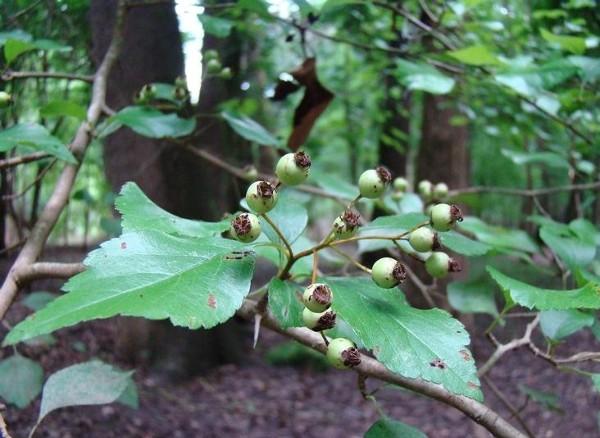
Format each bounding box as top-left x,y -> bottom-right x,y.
1,70 -> 94,82
450,180 -> 600,198
237,299 -> 526,438
0,0 -> 127,320
0,411 -> 11,438
20,262 -> 86,282
483,376 -> 536,438
0,152 -> 51,170
3,158 -> 57,201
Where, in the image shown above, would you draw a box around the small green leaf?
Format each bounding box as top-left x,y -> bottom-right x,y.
328,277 -> 482,400
0,355 -> 44,408
540,226 -> 596,269
40,100 -> 87,120
199,14 -> 234,38
518,385 -> 562,412
0,123 -> 76,163
4,232 -> 255,345
540,309 -> 593,340
221,111 -> 280,147
37,360 -> 132,425
541,28 -> 586,54
487,266 -> 600,310
447,45 -> 502,66
439,231 -> 491,256
268,278 -> 303,329
459,217 -> 539,254
4,39 -> 34,63
116,378 -> 139,409
396,60 -> 455,94
448,279 -> 498,316
365,416 -> 427,438
112,106 -> 195,138
116,182 -> 228,237
21,291 -> 58,311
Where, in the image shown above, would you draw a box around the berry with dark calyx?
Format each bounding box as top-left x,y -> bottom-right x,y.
371,257 -> 406,289
230,213 -> 261,243
425,251 -> 461,278
275,151 -> 311,186
302,308 -> 336,332
393,177 -> 408,192
433,182 -> 448,199
430,203 -> 463,232
302,283 -> 333,312
358,166 -> 392,199
408,227 -> 440,253
418,180 -> 433,200
246,181 -> 278,214
332,209 -> 360,240
0,91 -> 13,108
326,338 -> 361,369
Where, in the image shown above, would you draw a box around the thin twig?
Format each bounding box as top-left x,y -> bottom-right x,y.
3,158 -> 57,201
449,181 -> 600,198
0,152 -> 51,170
1,70 -> 94,82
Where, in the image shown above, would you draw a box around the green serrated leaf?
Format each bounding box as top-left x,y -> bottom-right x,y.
38,360 -> 131,425
439,231 -> 491,256
365,416 -> 428,438
447,45 -> 502,66
396,60 -> 455,94
0,355 -> 44,408
268,278 -> 303,329
327,277 -> 482,400
459,217 -> 539,254
540,309 -> 593,340
487,266 -> 600,310
199,14 -> 234,38
221,111 -> 280,147
116,182 -> 228,237
40,100 -> 87,120
0,123 -> 76,163
4,232 -> 255,345
112,106 -> 195,138
540,226 -> 596,269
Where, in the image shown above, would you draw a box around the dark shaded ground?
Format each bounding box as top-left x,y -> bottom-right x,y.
2,301 -> 600,438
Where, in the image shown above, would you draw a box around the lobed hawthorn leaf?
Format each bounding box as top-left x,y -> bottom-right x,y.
327,277 -> 483,400
116,182 -> 228,237
487,266 -> 600,310
4,232 -> 255,345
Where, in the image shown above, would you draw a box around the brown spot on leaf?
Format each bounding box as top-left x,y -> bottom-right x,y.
120,242 -> 127,249
468,382 -> 480,389
460,349 -> 472,361
208,294 -> 217,309
429,358 -> 446,369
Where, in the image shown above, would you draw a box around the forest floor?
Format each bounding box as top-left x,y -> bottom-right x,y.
2,303 -> 600,438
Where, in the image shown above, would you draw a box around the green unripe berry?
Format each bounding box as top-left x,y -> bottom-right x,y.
302,283 -> 333,312
425,251 -> 461,278
332,210 -> 360,240
326,338 -> 361,369
204,49 -> 218,61
246,181 -> 278,214
358,166 -> 392,199
433,182 -> 448,199
206,58 -> 222,74
0,91 -> 13,108
371,257 -> 406,289
275,151 -> 311,186
393,177 -> 408,192
430,203 -> 463,232
134,84 -> 155,105
219,67 -> 232,79
302,308 -> 336,331
242,165 -> 258,181
230,213 -> 261,243
391,191 -> 404,201
418,180 -> 432,199
408,227 -> 440,253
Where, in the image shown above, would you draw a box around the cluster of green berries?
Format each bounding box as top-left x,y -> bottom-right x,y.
418,180 -> 449,202
229,151 -> 311,243
204,49 -> 232,79
301,282 -> 361,369
410,203 -> 463,278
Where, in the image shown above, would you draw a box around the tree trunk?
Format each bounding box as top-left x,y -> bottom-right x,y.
90,0 -> 248,377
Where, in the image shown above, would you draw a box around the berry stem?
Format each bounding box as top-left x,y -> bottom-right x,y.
320,331 -> 329,346
311,249 -> 318,284
261,212 -> 294,261
329,246 -> 371,274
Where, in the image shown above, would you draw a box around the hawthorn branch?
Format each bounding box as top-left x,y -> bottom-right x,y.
20,262 -> 86,282
1,70 -> 94,82
0,152 -> 51,170
0,0 -> 127,320
450,180 -> 600,198
237,299 -> 526,438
